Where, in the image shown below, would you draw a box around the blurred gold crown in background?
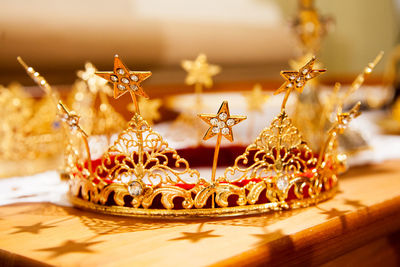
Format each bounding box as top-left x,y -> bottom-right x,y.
0,61 -> 62,177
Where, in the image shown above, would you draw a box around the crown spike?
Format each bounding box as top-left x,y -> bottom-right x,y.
198,101 -> 246,183
275,56 -> 326,111
17,56 -> 57,103
95,55 -> 152,115
58,101 -> 92,174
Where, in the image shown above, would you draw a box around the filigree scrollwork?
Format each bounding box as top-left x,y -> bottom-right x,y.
93,114 -> 201,189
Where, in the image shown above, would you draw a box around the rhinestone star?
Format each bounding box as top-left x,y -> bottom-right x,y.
274,56 -> 326,95
198,101 -> 246,142
95,55 -> 152,99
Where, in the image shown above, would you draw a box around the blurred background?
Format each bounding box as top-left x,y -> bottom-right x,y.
0,0 -> 398,87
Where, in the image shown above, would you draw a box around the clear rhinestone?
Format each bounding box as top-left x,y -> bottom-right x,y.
287,83 -> 293,88
117,68 -> 125,75
306,74 -> 312,79
217,121 -> 225,128
130,75 -> 138,82
118,84 -> 126,91
302,68 -> 308,75
226,118 -> 235,126
210,118 -> 218,126
221,128 -> 230,135
297,82 -> 303,87
128,181 -> 143,196
219,112 -> 227,120
296,77 -> 301,82
130,84 -> 138,91
289,75 -> 295,80
110,75 -> 118,82
212,127 -> 219,134
276,175 -> 289,191
121,77 -> 129,84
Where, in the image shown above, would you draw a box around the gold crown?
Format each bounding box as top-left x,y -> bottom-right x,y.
62,55 -> 361,218
0,59 -> 63,177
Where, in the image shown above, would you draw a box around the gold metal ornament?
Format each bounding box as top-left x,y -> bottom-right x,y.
198,101 -> 246,182
274,56 -> 326,110
96,55 -> 152,114
0,58 -> 63,177
243,84 -> 270,112
128,97 -> 162,125
65,56 -> 360,218
71,62 -> 127,136
292,0 -> 333,54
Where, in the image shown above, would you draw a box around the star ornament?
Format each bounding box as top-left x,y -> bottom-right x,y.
77,62 -> 112,96
198,101 -> 246,142
95,55 -> 152,99
274,56 -> 326,95
181,54 -> 221,88
244,83 -> 270,112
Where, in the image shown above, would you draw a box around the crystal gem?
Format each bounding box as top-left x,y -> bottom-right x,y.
110,75 -> 118,82
297,82 -> 303,87
287,83 -> 293,88
128,181 -> 143,196
306,74 -> 312,79
212,127 -> 219,134
130,75 -> 138,82
118,84 -> 126,91
217,121 -> 225,128
226,118 -> 235,126
219,112 -> 227,120
302,68 -> 308,75
296,77 -> 301,82
289,75 -> 295,80
117,68 -> 125,75
130,84 -> 138,91
210,118 -> 218,126
276,175 -> 289,191
121,77 -> 129,84
221,127 -> 230,135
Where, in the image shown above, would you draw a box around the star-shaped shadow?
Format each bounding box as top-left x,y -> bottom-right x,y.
343,199 -> 366,209
320,208 -> 349,220
36,240 -> 102,259
11,222 -> 55,234
169,223 -> 220,243
252,229 -> 284,247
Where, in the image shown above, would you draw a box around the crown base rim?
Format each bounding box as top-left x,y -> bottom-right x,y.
68,187 -> 337,219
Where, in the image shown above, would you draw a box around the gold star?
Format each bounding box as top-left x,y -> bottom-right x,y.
274,56 -> 326,96
95,55 -> 152,99
289,53 -> 323,71
36,240 -> 102,258
320,208 -> 349,220
181,54 -> 221,88
77,62 -> 113,96
12,222 -> 55,234
243,84 -> 270,112
128,98 -> 162,125
198,101 -> 246,142
336,102 -> 361,133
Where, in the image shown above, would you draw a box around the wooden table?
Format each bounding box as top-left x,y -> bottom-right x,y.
1,160 -> 400,266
